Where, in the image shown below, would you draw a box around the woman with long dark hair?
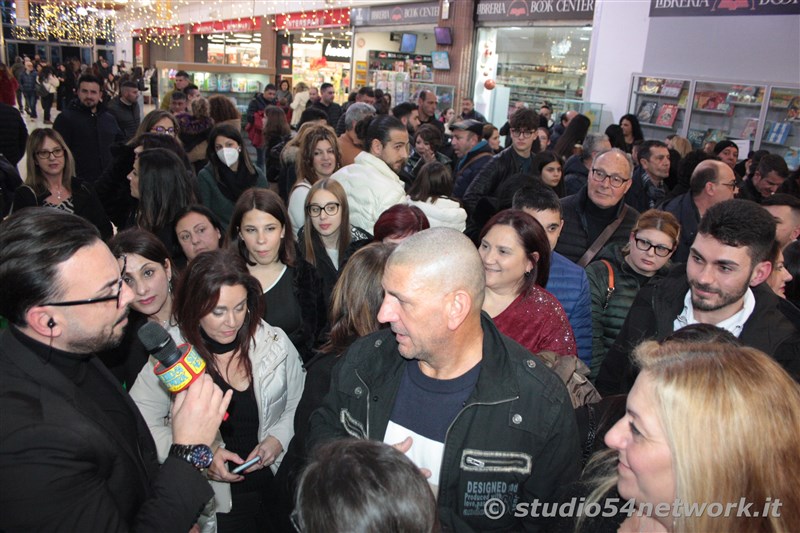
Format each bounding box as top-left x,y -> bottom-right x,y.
552,113 -> 591,161
178,97 -> 215,174
37,65 -> 59,124
619,113 -> 644,153
229,188 -> 324,362
127,147 -> 195,258
198,123 -> 267,231
479,209 -> 577,356
406,161 -> 467,230
104,228 -> 177,389
532,151 -> 566,198
263,105 -> 293,188
13,128 -> 111,239
130,250 -> 304,531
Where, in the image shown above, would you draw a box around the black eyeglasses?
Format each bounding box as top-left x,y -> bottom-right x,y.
43,255 -> 126,309
35,148 -> 65,160
307,202 -> 340,217
510,128 -> 534,139
591,168 -> 630,189
717,180 -> 738,191
634,237 -> 673,257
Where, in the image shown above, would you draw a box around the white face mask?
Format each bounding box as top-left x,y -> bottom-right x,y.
217,147 -> 240,168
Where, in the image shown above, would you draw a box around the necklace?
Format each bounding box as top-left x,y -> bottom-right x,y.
49,184 -> 64,200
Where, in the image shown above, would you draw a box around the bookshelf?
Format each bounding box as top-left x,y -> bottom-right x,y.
629,75 -> 800,170
628,76 -> 690,140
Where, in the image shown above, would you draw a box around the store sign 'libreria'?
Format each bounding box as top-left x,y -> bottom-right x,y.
351,2 -> 441,26
649,0 -> 800,17
475,0 -> 595,21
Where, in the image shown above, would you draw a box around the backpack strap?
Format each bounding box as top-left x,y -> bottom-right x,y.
600,259 -> 615,310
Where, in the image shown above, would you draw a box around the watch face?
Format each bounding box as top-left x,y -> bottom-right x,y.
190,445 -> 214,469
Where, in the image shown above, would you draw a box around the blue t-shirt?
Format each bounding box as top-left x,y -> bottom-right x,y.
383,359 -> 481,490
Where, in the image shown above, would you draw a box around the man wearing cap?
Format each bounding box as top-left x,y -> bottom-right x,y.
737,154 -> 790,204
451,119 -> 494,199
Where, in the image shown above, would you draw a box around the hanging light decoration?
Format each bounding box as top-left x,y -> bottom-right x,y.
11,1 -> 118,46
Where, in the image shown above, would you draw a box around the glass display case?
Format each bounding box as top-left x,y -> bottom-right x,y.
685,81 -> 766,152
628,75 -> 691,140
156,61 -> 275,116
762,86 -> 800,170
629,75 -> 799,169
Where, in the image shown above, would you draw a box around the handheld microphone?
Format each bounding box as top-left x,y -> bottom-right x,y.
137,321 -> 206,393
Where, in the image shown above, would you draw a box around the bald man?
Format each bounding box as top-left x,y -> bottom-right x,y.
662,159 -> 737,263
308,228 -> 579,532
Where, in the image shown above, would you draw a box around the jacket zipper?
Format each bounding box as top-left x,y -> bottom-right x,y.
355,369 -> 371,438
440,396 -> 519,482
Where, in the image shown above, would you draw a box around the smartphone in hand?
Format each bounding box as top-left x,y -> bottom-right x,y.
231,455 -> 261,474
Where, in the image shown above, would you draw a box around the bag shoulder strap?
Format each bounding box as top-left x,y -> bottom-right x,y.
577,204 -> 628,268
600,259 -> 615,310
459,151 -> 492,173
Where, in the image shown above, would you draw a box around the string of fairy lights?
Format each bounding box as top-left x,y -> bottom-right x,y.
10,1 -> 354,49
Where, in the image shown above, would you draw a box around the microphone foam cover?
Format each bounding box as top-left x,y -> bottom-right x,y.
137,321 -> 178,364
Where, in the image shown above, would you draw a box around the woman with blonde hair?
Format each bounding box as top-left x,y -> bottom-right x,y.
586,209 -> 680,380
577,340 -> 800,533
287,124 -> 341,231
290,82 -> 310,127
12,128 -> 111,238
667,135 -> 692,158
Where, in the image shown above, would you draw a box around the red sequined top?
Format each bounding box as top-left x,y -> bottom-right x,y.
492,285 -> 577,357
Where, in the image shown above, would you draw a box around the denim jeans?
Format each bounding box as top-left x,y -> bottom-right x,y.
22,91 -> 37,117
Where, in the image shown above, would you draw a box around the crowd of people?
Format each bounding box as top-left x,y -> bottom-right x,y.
1,56 -> 800,533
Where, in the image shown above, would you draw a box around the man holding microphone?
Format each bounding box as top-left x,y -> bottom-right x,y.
0,209 -> 232,531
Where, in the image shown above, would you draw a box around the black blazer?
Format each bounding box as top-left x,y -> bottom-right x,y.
0,329 -> 213,531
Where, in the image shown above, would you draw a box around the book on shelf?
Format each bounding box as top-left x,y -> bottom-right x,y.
639,77 -> 663,94
785,147 -> 800,171
726,86 -> 761,104
787,96 -> 800,121
655,104 -> 678,127
677,89 -> 689,108
704,129 -> 727,144
770,91 -> 795,108
687,129 -> 708,149
637,101 -> 658,123
659,80 -> 683,97
739,118 -> 759,140
765,122 -> 792,145
694,91 -> 728,111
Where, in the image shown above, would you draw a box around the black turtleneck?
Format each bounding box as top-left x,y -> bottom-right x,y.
10,327 -> 139,447
584,198 -> 620,244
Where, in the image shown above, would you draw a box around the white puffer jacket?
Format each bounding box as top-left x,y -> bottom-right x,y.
130,320 -> 305,515
332,151 -> 407,232
406,196 -> 467,231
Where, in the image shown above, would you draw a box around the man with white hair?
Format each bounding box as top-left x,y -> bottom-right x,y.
337,102 -> 375,167
309,228 -> 579,531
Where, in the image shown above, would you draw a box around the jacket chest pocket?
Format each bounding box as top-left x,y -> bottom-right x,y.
460,449 -> 532,476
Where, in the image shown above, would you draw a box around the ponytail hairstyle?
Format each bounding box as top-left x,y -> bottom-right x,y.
354,114 -> 406,156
